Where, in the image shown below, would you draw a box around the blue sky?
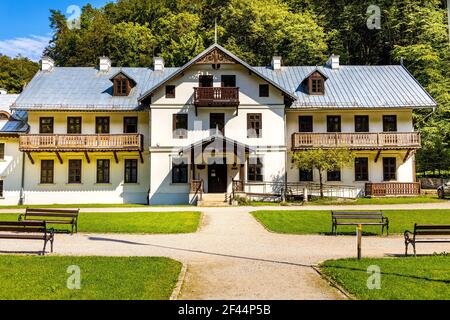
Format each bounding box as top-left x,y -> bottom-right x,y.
0,0 -> 111,61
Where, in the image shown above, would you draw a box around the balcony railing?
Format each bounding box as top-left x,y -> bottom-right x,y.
19,134 -> 143,152
365,182 -> 421,197
291,132 -> 421,150
193,87 -> 240,107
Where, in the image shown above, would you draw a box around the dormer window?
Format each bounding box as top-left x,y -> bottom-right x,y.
110,71 -> 137,97
303,70 -> 327,96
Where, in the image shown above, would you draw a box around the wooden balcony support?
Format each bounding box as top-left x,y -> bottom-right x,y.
25,152 -> 34,165
291,132 -> 421,150
193,87 -> 240,116
55,151 -> 63,164
84,151 -> 91,164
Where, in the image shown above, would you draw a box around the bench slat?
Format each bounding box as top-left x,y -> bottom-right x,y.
0,221 -> 45,227
415,231 -> 450,236
333,216 -> 384,219
415,225 -> 450,230
24,213 -> 77,218
336,222 -> 386,225
0,227 -> 45,233
26,208 -> 79,214
0,234 -> 51,240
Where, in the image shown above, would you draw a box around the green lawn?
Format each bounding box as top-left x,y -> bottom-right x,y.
321,256 -> 450,300
0,256 -> 181,300
252,209 -> 450,235
0,211 -> 201,234
0,204 -> 192,209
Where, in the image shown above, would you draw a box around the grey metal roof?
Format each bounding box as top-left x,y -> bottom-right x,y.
0,94 -> 19,110
254,65 -> 437,108
12,67 -> 179,111
0,94 -> 28,134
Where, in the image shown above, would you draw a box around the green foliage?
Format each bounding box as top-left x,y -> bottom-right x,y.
0,55 -> 39,93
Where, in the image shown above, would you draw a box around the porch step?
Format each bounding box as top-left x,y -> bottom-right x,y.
196,193 -> 231,207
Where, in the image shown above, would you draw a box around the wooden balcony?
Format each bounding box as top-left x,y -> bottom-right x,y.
19,134 -> 144,152
193,87 -> 240,107
291,132 -> 421,150
365,182 -> 421,197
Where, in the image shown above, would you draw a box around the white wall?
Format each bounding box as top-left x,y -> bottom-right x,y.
0,138 -> 23,205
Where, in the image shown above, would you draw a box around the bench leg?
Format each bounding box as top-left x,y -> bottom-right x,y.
51,237 -> 54,253
386,224 -> 389,237
405,242 -> 409,256
413,243 -> 416,257
42,239 -> 47,256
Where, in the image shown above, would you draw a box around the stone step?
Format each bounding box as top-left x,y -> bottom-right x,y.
200,193 -> 227,202
197,201 -> 232,207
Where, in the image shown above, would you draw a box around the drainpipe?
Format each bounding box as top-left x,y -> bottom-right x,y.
283,109 -> 288,202
19,151 -> 25,205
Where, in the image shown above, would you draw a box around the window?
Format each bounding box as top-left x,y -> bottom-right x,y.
259,84 -> 269,97
0,180 -> 3,198
124,159 -> 138,183
210,113 -> 225,135
124,117 -> 138,133
0,143 -> 4,160
68,160 -> 82,184
221,75 -> 236,88
383,157 -> 396,181
247,113 -> 262,138
248,158 -> 263,182
96,117 -> 110,134
299,116 -> 313,132
327,116 -> 341,132
40,160 -> 54,184
199,75 -> 213,87
355,116 -> 369,132
97,160 -> 110,184
67,117 -> 82,134
308,73 -> 325,95
299,169 -> 313,182
383,115 -> 397,132
172,160 -> 188,184
114,79 -> 129,96
39,117 -> 54,134
173,114 -> 188,139
165,85 -> 176,98
355,157 -> 369,181
327,169 -> 341,182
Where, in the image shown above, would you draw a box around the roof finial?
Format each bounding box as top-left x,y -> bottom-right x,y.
214,18 -> 218,44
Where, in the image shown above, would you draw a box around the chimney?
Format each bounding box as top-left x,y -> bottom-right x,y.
271,56 -> 282,70
154,57 -> 164,71
99,56 -> 111,72
41,57 -> 55,72
326,54 -> 340,69
0,88 -> 7,95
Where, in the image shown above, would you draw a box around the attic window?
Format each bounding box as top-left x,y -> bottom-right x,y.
308,72 -> 325,95
114,79 -> 129,96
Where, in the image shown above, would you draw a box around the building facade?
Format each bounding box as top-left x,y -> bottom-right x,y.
3,44 -> 436,205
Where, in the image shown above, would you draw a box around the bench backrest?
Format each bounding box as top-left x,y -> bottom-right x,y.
25,208 -> 79,218
332,211 -> 384,220
0,221 -> 47,233
414,224 -> 450,236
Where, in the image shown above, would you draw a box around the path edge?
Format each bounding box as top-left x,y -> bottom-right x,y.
311,265 -> 355,300
170,263 -> 188,301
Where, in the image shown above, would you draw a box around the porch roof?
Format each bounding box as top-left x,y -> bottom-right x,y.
178,134 -> 256,156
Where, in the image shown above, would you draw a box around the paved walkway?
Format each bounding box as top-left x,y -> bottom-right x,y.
0,204 -> 449,300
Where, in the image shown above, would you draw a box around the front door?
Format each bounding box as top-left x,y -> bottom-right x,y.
208,164 -> 227,193
210,113 -> 225,135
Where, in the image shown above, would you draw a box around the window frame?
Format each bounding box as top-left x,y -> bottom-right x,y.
259,84 -> 269,97
114,78 -> 129,96
383,115 -> 397,132
124,159 -> 138,184
199,75 -> 214,88
354,115 -> 369,133
39,117 -> 54,134
327,169 -> 341,182
67,117 -> 82,134
0,143 -> 4,160
247,113 -> 262,138
354,157 -> 369,182
248,157 -> 264,182
299,169 -> 313,182
0,180 -> 3,198
40,160 -> 54,184
172,159 -> 188,184
123,117 -> 138,134
299,116 -> 313,133
173,114 -> 188,139
165,85 -> 176,99
221,75 -> 236,88
383,157 -> 397,181
96,159 -> 110,184
68,159 -> 82,184
96,117 -> 110,134
327,116 -> 342,133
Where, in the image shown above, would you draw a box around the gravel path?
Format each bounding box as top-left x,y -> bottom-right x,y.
0,205 -> 449,300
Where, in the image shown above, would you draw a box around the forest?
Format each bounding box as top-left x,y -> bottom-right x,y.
0,0 -> 449,175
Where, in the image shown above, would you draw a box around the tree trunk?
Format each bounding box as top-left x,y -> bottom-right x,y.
319,171 -> 324,198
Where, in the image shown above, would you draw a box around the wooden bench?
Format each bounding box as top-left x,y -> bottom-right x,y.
331,211 -> 389,235
404,224 -> 450,256
19,208 -> 80,234
0,221 -> 54,255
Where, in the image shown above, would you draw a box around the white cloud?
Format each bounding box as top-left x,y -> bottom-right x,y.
0,35 -> 51,61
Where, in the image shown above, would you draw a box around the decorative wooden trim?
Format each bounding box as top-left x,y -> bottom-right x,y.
374,150 -> 382,163
139,151 -> 144,164
55,151 -> 63,164
113,151 -> 119,164
26,152 -> 34,165
84,151 -> 91,164
403,149 -> 412,163
196,48 -> 236,65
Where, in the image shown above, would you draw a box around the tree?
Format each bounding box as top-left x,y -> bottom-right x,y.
291,149 -> 354,198
0,55 -> 39,93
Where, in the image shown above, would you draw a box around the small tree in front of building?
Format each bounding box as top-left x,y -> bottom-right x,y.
291,148 -> 354,198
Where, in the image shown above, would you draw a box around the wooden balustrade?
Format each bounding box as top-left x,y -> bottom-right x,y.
19,134 -> 143,152
292,132 -> 421,150
191,180 -> 204,201
194,87 -> 240,106
365,182 -> 421,197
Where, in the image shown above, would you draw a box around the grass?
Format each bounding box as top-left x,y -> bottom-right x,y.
0,203 -> 192,209
0,211 -> 202,234
0,256 -> 182,300
252,209 -> 450,235
320,255 -> 450,300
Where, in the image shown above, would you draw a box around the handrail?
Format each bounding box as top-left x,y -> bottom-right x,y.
194,87 -> 240,106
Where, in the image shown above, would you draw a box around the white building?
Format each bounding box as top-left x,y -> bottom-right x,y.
5,45 -> 436,205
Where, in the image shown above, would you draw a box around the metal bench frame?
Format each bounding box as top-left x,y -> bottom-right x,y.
404,224 -> 450,256
331,211 -> 389,235
0,221 -> 54,255
19,208 -> 80,234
